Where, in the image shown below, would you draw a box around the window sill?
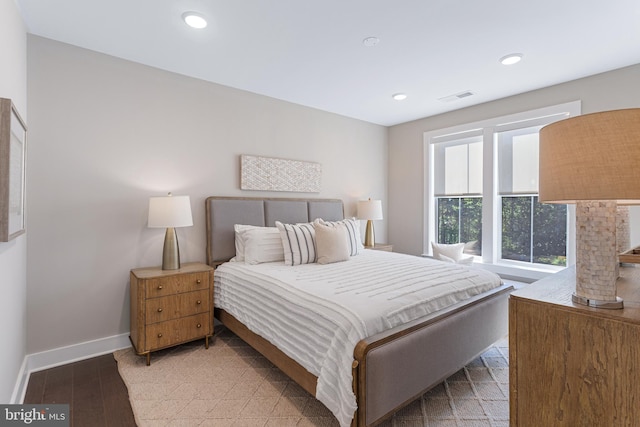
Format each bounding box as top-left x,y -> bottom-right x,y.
475,262 -> 561,283
421,253 -> 564,283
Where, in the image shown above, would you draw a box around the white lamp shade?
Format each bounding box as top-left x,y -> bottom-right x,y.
148,195 -> 193,228
357,199 -> 383,220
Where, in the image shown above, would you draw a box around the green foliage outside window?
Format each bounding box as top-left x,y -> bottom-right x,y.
501,196 -> 566,266
437,196 -> 566,266
437,197 -> 482,256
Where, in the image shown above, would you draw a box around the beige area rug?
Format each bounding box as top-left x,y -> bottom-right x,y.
114,327 -> 509,427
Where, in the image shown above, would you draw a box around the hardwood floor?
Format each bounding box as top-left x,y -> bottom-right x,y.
24,354 -> 136,427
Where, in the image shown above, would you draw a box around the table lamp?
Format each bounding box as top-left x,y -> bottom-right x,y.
148,193 -> 193,270
539,108 -> 640,309
357,199 -> 383,247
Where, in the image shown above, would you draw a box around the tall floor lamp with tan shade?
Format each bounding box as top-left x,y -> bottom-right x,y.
539,108 -> 640,309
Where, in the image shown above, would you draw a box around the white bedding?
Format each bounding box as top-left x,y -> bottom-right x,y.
214,249 -> 502,426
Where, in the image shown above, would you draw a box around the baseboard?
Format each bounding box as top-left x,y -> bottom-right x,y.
10,357 -> 29,404
12,332 -> 131,404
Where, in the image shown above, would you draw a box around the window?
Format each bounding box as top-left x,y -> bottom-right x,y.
436,197 -> 482,255
497,126 -> 567,266
501,196 -> 567,265
425,101 -> 580,277
433,135 -> 483,255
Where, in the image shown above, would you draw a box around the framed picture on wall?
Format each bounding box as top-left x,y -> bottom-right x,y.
0,98 -> 27,242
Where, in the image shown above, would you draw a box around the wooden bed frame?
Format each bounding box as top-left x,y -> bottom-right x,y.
206,196 -> 513,426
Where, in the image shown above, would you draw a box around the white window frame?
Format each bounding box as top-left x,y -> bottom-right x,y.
424,101 -> 581,281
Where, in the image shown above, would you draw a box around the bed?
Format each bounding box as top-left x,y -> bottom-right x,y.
206,196 -> 513,427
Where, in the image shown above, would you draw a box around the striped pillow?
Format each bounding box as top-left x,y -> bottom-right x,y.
314,218 -> 362,256
275,221 -> 317,266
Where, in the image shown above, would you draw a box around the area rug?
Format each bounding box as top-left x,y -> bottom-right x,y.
114,327 -> 509,426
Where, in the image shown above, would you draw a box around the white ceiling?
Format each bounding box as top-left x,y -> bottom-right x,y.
15,0 -> 640,126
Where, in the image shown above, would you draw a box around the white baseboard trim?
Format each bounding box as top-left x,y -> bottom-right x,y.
12,333 -> 131,404
10,357 -> 29,405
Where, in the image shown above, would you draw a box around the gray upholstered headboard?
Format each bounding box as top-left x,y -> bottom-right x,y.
205,196 -> 344,266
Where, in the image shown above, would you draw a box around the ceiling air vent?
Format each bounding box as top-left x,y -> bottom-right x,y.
438,91 -> 474,103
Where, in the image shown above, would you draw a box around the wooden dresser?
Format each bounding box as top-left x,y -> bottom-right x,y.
509,265 -> 640,426
130,262 -> 214,365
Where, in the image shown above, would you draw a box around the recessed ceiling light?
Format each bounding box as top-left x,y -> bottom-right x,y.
500,53 -> 523,65
182,12 -> 207,29
392,93 -> 407,101
362,36 -> 380,47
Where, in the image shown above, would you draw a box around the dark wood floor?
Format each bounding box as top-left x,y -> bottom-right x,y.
24,354 -> 136,427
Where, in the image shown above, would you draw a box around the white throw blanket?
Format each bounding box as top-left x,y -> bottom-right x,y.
214,250 -> 502,426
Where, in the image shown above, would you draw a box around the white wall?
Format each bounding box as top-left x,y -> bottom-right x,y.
0,0 -> 28,403
26,36 -> 388,355
388,64 -> 640,256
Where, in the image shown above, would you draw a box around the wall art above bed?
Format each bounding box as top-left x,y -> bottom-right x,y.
240,154 -> 321,193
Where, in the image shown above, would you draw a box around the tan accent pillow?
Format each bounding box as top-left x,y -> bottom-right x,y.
314,218 -> 363,255
316,222 -> 350,265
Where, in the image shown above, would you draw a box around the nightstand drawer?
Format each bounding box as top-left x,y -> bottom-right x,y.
145,271 -> 209,298
145,313 -> 210,349
145,289 -> 209,324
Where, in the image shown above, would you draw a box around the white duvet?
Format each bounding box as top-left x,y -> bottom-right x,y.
214,250 -> 502,426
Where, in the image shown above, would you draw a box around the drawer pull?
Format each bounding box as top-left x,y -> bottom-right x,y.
157,333 -> 163,338
157,285 -> 163,290
197,323 -> 202,328
157,308 -> 163,312
196,279 -> 202,284
196,300 -> 202,305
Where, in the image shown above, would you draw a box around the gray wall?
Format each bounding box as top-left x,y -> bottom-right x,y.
0,0 -> 27,403
388,64 -> 640,256
26,36 -> 388,354
15,18 -> 640,393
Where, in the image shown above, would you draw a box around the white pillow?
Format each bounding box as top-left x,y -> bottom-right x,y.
457,255 -> 474,265
275,221 -> 317,266
315,222 -> 350,265
233,224 -> 263,262
431,242 -> 465,262
438,254 -> 456,263
243,227 -> 285,265
314,218 -> 362,256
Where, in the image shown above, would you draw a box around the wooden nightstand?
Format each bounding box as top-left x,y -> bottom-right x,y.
509,265 -> 640,426
366,243 -> 393,252
129,262 -> 214,365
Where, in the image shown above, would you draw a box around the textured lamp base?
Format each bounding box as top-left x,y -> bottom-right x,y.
617,206 -> 630,255
162,227 -> 181,270
575,201 -> 623,309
